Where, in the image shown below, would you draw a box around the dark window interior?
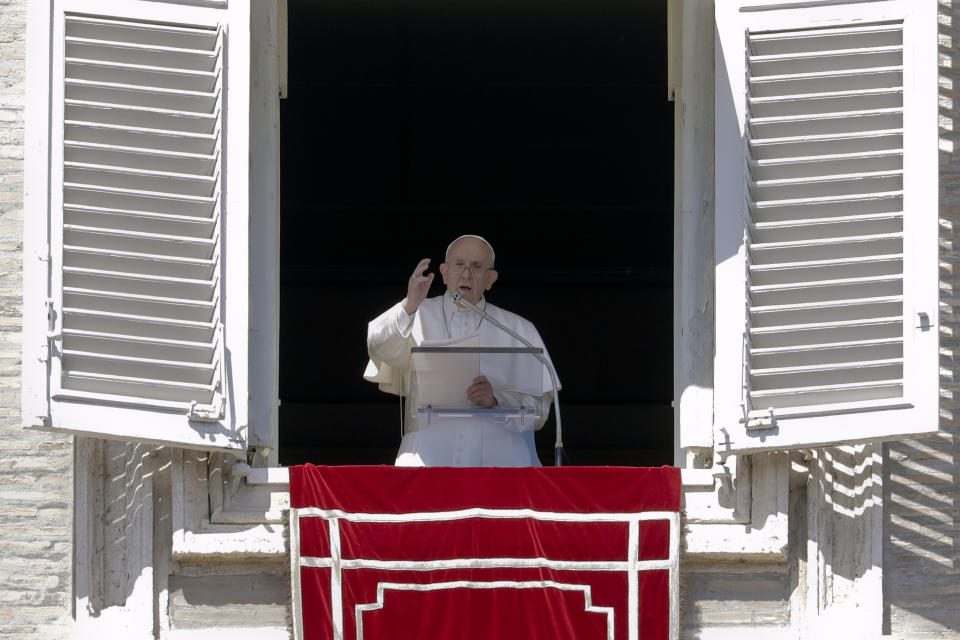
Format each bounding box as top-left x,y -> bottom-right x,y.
279,0 -> 673,466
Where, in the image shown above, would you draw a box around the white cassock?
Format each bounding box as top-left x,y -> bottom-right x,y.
364,294 -> 560,467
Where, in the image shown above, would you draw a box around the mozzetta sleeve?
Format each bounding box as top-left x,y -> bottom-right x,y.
364,301 -> 416,396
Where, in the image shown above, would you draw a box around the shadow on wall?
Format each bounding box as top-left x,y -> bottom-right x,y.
882,1 -> 960,634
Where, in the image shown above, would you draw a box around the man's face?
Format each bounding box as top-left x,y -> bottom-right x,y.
439,237 -> 498,305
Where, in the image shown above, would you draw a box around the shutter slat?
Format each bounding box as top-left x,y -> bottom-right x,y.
63,267 -> 216,301
749,317 -> 902,349
750,231 -> 902,251
65,141 -> 215,162
66,100 -> 218,122
752,99 -> 902,119
750,338 -> 902,368
63,309 -> 216,344
65,101 -> 218,134
750,170 -> 902,202
63,248 -> 216,281
750,296 -> 902,327
64,224 -> 216,247
750,87 -> 903,105
65,77 -> 218,99
750,359 -> 903,392
63,287 -> 215,323
66,15 -> 220,41
748,380 -> 903,408
750,130 -> 902,159
60,371 -> 216,404
750,280 -> 902,307
63,306 -> 216,330
750,315 -> 902,335
752,212 -> 901,230
749,256 -> 902,286
64,122 -> 216,155
62,329 -> 214,363
751,169 -> 902,189
752,357 -> 902,376
64,327 -> 213,349
65,58 -> 218,94
64,120 -> 217,141
751,150 -> 903,180
748,44 -> 902,63
65,37 -> 218,71
66,80 -> 219,113
63,189 -> 215,218
63,205 -> 215,237
65,161 -> 218,186
750,193 -> 902,224
750,191 -> 905,210
63,265 -> 216,288
750,274 -> 901,294
64,182 -> 217,205
750,254 -> 902,271
65,143 -> 217,176
63,348 -> 215,374
750,65 -> 902,83
66,33 -> 217,52
748,23 -> 901,46
750,66 -> 901,88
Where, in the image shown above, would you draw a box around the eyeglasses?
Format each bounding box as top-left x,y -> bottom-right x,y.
447,261 -> 493,276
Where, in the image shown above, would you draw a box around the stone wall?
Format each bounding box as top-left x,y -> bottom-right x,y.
0,0 -> 73,640
882,1 -> 960,637
0,1 -> 74,639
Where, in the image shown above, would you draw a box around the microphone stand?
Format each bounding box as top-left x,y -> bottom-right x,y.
450,292 -> 564,466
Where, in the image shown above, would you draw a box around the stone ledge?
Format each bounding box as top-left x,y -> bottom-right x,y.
164,628 -> 290,640
172,523 -> 286,562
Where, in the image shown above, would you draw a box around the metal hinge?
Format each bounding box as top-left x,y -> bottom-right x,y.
188,399 -> 223,422
39,298 -> 61,363
188,323 -> 225,422
745,407 -> 777,431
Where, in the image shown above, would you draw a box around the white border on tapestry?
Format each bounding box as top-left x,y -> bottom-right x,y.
290,508 -> 304,640
354,581 -> 616,640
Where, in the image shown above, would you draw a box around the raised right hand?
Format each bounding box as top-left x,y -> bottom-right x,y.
402,258 -> 434,314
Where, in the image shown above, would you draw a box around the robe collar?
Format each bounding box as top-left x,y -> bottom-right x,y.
444,291 -> 486,315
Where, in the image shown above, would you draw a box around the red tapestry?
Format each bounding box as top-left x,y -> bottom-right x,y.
289,465 -> 681,640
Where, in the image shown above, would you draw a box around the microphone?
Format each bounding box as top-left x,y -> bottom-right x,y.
450,291 -> 564,466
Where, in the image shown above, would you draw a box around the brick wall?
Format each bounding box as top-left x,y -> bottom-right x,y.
883,1 -> 960,637
0,1 -> 74,638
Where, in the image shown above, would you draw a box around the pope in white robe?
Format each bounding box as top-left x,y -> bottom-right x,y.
364,235 -> 560,467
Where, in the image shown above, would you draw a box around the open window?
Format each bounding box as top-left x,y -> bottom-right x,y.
714,0 -> 938,454
22,0 -> 251,451
277,0 -> 675,467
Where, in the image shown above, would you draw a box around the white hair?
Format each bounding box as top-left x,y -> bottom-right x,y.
445,234 -> 496,267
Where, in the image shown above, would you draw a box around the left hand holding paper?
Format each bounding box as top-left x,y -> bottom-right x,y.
467,376 -> 497,408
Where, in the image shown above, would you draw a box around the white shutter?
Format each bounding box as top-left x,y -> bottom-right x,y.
714,0 -> 938,454
22,0 -> 249,451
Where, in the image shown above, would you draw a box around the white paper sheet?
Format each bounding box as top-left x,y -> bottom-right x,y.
410,334 -> 482,408
410,333 -> 547,408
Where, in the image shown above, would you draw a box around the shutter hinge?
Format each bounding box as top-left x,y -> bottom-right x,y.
39,298 -> 60,362
745,407 -> 777,431
189,399 -> 223,422
188,323 -> 225,423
